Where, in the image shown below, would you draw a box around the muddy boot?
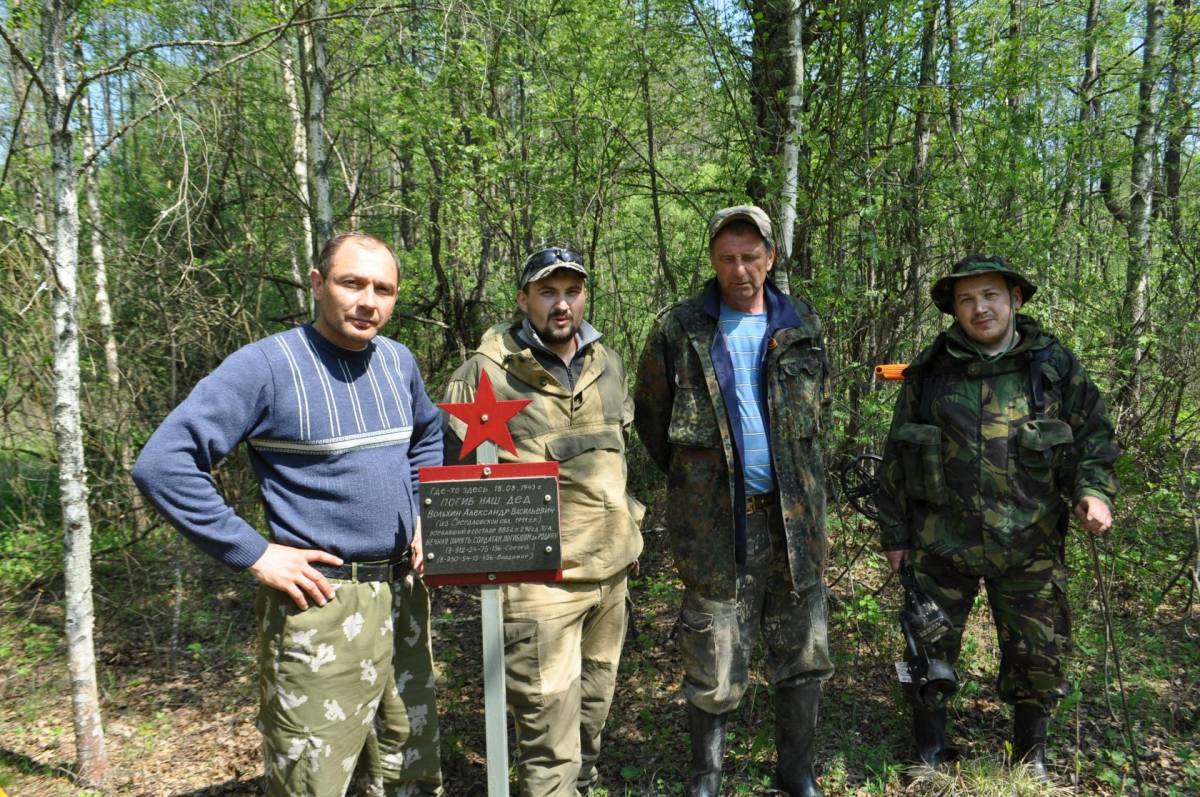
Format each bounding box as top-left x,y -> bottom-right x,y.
1012,703 -> 1050,782
774,683 -> 824,797
687,702 -> 727,797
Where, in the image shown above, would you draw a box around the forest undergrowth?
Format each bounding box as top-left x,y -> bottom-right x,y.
2,486 -> 1196,796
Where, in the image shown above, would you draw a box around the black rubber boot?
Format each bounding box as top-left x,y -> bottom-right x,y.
904,684 -> 958,766
1012,703 -> 1050,782
686,702 -> 727,797
775,683 -> 825,797
913,702 -> 956,765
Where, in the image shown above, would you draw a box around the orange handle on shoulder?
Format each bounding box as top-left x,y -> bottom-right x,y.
875,363 -> 909,381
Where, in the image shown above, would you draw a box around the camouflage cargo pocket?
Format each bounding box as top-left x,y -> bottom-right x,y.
667,387 -> 720,447
775,355 -> 821,438
1016,418 -> 1074,471
894,422 -> 947,506
677,606 -> 719,688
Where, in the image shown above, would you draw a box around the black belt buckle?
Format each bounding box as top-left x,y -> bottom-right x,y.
316,552 -> 411,583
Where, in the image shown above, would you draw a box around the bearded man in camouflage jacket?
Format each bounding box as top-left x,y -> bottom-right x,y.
634,206 -> 833,797
443,248 -> 644,796
876,255 -> 1119,780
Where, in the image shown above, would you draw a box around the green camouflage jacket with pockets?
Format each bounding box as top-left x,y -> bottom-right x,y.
634,280 -> 832,600
876,315 -> 1120,573
443,321 -> 644,583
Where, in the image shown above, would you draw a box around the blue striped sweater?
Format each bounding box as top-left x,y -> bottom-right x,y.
133,323 -> 443,570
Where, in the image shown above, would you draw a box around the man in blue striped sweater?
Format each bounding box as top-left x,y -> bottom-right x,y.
134,233 -> 444,796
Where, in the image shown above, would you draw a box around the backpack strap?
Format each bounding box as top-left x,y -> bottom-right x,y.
1028,347 -> 1054,419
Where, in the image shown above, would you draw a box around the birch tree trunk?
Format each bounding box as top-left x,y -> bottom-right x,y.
774,0 -> 803,295
748,0 -> 806,293
280,25 -> 314,312
1123,0 -> 1164,405
41,0 -> 107,784
77,85 -> 120,396
301,0 -> 334,255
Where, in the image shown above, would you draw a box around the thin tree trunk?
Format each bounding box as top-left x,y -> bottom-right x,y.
41,0 -> 107,784
280,22 -> 313,311
4,15 -> 49,236
1160,0 -> 1193,238
76,74 -> 120,397
1059,0 -> 1101,224
774,0 -> 803,296
638,0 -> 676,295
905,0 -> 940,321
944,0 -> 962,138
1123,0 -> 1164,405
748,0 -> 806,292
301,0 -> 334,255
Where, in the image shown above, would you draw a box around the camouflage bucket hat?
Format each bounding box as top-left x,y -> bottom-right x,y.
930,255 -> 1037,314
708,205 -> 774,248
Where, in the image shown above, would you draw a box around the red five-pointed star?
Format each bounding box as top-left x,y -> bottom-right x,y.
438,370 -> 531,460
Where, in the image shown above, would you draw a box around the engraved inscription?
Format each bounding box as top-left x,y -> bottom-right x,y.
421,476 -> 561,575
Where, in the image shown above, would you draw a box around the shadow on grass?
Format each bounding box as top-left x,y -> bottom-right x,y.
172,777 -> 262,796
0,746 -> 75,783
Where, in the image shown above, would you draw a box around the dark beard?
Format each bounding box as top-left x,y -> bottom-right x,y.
536,316 -> 579,345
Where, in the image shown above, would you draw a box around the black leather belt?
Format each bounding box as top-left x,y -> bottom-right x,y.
314,554 -> 411,582
745,492 -> 777,515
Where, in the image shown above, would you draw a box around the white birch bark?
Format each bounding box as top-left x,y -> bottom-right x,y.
76,71 -> 120,396
775,0 -> 803,297
41,0 -> 107,784
280,24 -> 313,314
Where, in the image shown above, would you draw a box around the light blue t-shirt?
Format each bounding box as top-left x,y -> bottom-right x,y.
719,303 -> 775,495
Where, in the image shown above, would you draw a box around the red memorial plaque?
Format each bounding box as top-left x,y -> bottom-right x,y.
420,372 -> 563,587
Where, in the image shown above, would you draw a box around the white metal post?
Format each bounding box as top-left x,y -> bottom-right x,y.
477,439 -> 509,796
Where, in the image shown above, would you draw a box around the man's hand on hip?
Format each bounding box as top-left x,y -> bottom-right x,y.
884,549 -> 908,572
249,543 -> 342,610
1074,495 -> 1113,533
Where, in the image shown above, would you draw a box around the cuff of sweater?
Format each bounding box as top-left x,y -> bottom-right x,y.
222,533 -> 271,572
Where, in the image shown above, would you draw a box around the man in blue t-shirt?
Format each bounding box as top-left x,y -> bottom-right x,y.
134,233 -> 444,796
635,206 -> 833,797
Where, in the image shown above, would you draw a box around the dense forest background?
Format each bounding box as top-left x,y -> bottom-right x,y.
1,0 -> 1197,794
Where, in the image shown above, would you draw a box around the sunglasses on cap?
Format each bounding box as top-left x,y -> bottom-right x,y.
522,247 -> 584,271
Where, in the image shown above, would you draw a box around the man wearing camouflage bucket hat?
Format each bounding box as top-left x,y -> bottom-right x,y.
875,254 -> 1120,779
635,206 -> 833,796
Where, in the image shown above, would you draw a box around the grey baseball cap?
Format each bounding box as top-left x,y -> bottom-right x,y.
708,205 -> 774,248
518,247 -> 588,288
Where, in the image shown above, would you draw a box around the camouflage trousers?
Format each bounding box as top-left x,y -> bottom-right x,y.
912,539 -> 1071,709
256,574 -> 442,797
678,502 -> 833,715
502,572 -> 629,797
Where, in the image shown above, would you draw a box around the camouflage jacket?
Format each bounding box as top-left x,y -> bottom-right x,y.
634,279 -> 832,600
443,321 -> 644,582
876,315 -> 1119,574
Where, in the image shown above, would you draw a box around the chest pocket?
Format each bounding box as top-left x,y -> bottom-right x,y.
1016,418 -> 1074,470
894,422 -> 947,506
667,386 -> 721,448
774,354 -> 821,438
